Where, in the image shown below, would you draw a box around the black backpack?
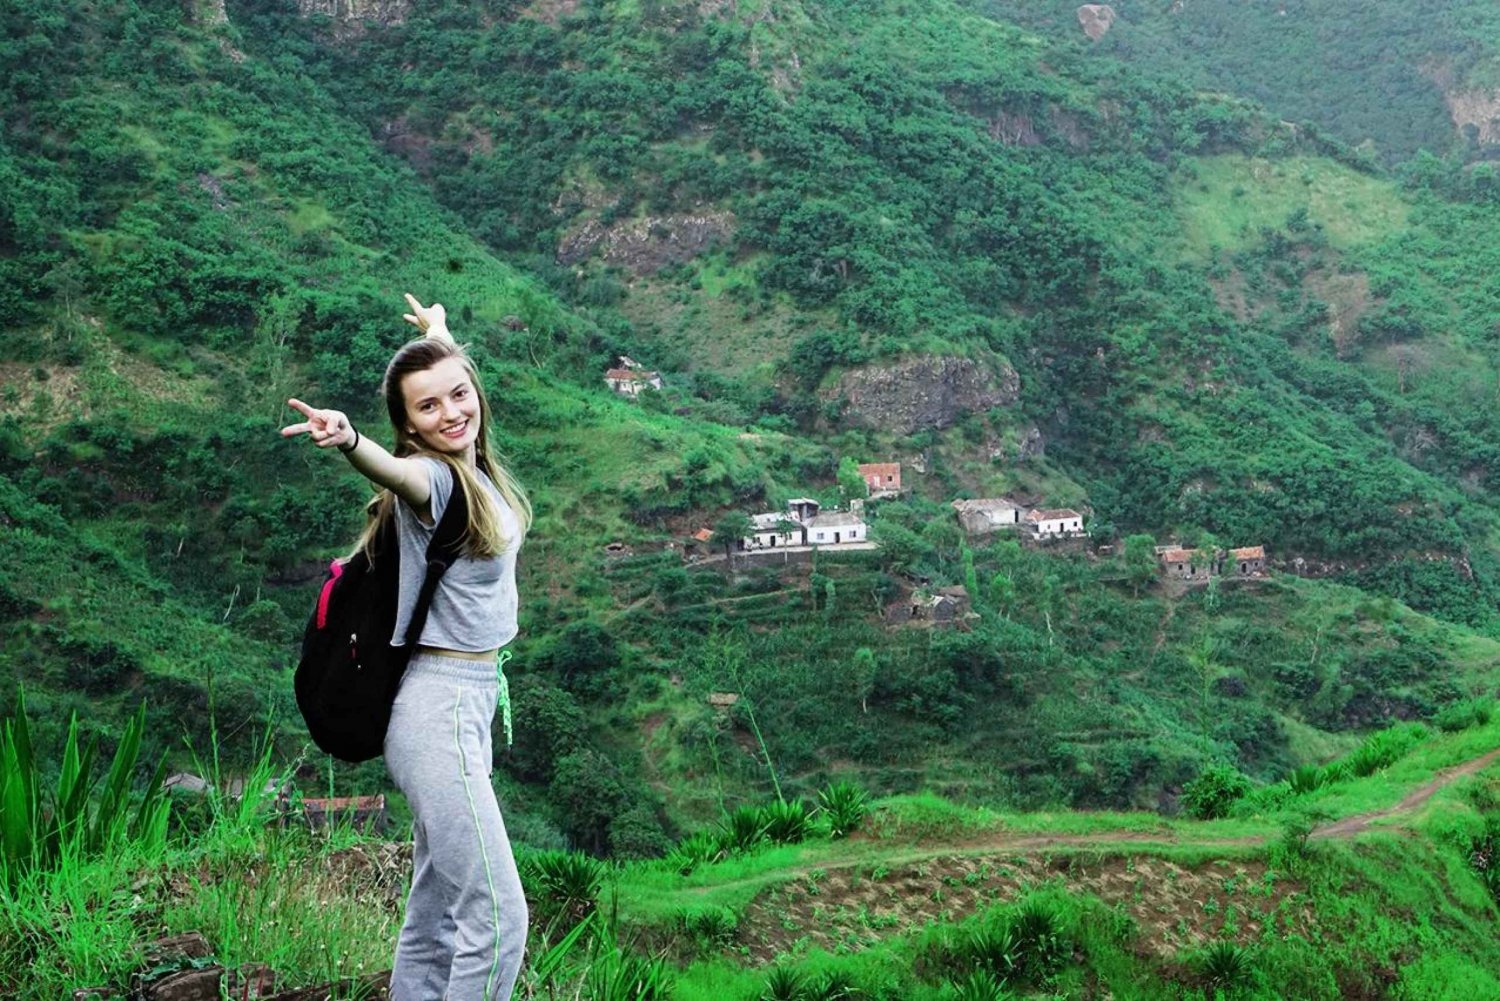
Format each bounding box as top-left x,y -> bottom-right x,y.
294,478 -> 469,763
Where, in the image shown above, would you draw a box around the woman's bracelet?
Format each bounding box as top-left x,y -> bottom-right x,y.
338,427 -> 361,454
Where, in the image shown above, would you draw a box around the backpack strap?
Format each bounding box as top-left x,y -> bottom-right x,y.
402,468 -> 471,651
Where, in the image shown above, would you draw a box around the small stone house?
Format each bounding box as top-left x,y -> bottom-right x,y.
1229,546 -> 1266,576
1025,508 -> 1084,537
1160,548 -> 1208,579
858,462 -> 902,496
952,498 -> 1022,535
604,368 -> 663,396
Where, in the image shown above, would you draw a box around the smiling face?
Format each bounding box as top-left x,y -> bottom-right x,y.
399,356 -> 482,461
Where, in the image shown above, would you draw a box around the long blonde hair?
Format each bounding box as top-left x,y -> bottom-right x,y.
354,336 -> 532,560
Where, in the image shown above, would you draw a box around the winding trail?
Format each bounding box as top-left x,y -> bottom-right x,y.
1311,746 -> 1500,839
678,745 -> 1500,899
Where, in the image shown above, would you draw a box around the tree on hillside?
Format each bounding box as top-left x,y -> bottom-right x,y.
1123,533 -> 1159,596
711,511 -> 754,558
837,456 -> 868,501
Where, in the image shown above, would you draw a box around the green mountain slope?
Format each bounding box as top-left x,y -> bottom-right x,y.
0,0 -> 1497,859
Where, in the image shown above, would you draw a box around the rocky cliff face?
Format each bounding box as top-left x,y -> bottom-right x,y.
556,212 -> 735,274
828,355 -> 1021,435
1444,89 -> 1500,146
297,0 -> 410,28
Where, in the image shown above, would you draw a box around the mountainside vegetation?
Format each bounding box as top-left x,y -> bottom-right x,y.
2,0 -> 1500,994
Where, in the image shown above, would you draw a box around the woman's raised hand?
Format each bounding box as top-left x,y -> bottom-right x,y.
402,292 -> 451,340
281,398 -> 355,450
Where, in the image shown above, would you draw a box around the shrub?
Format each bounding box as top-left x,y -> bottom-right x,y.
818,780 -> 869,838
1286,765 -> 1326,795
674,906 -> 739,949
1434,697 -> 1496,733
1345,722 -> 1428,777
0,696 -> 170,883
965,920 -> 1020,981
1182,763 -> 1251,820
808,970 -> 859,1000
1011,899 -> 1065,977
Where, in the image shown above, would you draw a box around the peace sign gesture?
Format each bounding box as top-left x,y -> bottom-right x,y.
402,292 -> 451,341
280,398 -> 356,451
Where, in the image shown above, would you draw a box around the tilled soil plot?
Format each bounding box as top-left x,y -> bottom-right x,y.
733,852 -> 1311,963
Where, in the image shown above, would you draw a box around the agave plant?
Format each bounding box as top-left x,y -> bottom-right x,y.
950,969 -> 1013,1001
664,829 -> 723,875
716,804 -> 769,855
808,969 -> 860,1000
1200,940 -> 1253,991
817,780 -> 868,839
761,964 -> 807,1001
760,798 -> 811,845
522,849 -> 608,928
965,920 -> 1019,981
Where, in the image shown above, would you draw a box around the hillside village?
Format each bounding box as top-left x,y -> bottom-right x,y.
675,456 -> 1267,588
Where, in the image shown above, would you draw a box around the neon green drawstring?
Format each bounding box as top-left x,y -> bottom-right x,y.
496,649 -> 513,747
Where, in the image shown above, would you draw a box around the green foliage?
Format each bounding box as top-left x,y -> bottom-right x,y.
759,799 -> 812,846
716,804 -> 770,856
817,781 -> 869,839
1182,763 -> 1252,820
0,695 -> 169,886
522,850 -> 609,930
1434,697 -> 1496,733
950,970 -> 1014,1001
664,830 -> 723,876
761,965 -> 808,1001
1344,723 -> 1429,779
1197,940 -> 1254,994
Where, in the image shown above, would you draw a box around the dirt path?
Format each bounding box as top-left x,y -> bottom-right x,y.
1311,746 -> 1500,839
680,744 -> 1500,899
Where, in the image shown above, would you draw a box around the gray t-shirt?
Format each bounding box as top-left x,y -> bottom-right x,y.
390,457 -> 521,651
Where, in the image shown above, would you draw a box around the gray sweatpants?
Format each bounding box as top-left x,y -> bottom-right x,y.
384,653 -> 528,1001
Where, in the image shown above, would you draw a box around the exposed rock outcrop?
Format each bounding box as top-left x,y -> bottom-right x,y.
829,355 -> 1021,435
1076,4 -> 1116,41
1444,89 -> 1500,146
297,0 -> 410,28
556,212 -> 735,274
182,0 -> 227,26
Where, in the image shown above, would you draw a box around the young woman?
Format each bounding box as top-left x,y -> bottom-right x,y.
280,293 -> 532,1000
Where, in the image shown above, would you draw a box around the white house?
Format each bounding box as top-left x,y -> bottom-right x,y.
747,512 -> 805,549
1025,508 -> 1084,537
604,368 -> 663,396
951,498 -> 1022,535
806,510 -> 867,545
